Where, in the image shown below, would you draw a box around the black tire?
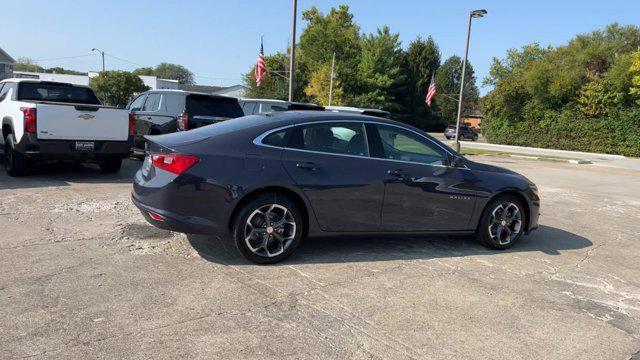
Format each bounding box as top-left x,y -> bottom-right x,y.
459,135 -> 465,141
5,135 -> 29,177
477,194 -> 527,250
99,158 -> 122,174
232,193 -> 304,264
445,136 -> 451,140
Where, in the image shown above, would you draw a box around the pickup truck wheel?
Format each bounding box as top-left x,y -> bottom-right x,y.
99,158 -> 122,174
5,135 -> 29,177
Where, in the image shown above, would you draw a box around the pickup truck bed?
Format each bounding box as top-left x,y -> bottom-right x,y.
0,79 -> 133,176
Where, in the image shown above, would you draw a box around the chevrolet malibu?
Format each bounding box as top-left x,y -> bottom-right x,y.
132,112 -> 539,264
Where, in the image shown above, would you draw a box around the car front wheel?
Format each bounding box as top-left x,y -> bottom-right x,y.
233,194 -> 304,264
477,195 -> 526,249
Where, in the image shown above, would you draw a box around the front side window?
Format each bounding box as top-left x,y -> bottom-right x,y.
142,94 -> 161,111
291,122 -> 368,156
375,124 -> 445,166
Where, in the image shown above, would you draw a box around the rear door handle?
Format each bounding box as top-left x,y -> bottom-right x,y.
387,169 -> 405,177
296,162 -> 319,170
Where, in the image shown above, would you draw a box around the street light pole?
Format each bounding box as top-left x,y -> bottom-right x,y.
454,9 -> 486,152
328,52 -> 335,106
91,48 -> 105,73
288,0 -> 297,102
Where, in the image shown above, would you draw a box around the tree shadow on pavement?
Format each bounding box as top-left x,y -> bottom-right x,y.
186,225 -> 592,266
0,158 -> 141,190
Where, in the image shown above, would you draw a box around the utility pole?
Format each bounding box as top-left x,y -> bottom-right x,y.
288,0 -> 297,102
454,9 -> 486,152
91,48 -> 105,73
328,52 -> 336,106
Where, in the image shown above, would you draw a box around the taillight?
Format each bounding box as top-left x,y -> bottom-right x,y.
22,108 -> 37,134
129,113 -> 135,136
177,113 -> 188,131
151,154 -> 199,175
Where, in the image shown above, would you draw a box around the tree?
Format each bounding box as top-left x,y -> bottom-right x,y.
132,67 -> 155,76
305,62 -> 344,105
352,26 -> 404,111
435,55 -> 479,126
299,5 -> 361,98
90,71 -> 149,107
401,36 -> 441,128
13,58 -> 85,75
577,77 -> 625,117
631,50 -> 640,105
153,63 -> 195,84
243,52 -> 290,100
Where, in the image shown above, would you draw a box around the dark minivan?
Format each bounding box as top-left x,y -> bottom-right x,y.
127,90 -> 244,153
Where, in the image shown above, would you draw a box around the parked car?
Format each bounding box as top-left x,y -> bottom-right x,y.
0,79 -> 132,176
444,125 -> 478,141
239,99 -> 324,115
132,112 -> 540,264
127,90 -> 244,154
325,105 -> 390,118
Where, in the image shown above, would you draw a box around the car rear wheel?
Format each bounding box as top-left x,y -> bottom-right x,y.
477,195 -> 526,249
233,194 -> 304,264
5,135 -> 29,177
99,158 -> 122,174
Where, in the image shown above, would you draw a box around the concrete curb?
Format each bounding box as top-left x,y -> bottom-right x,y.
457,141 -> 627,160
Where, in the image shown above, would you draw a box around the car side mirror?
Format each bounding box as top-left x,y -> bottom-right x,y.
448,154 -> 466,168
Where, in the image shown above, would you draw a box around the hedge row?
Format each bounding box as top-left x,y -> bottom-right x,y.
481,108 -> 640,157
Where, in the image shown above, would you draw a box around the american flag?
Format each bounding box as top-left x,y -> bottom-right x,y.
255,38 -> 267,86
425,73 -> 436,108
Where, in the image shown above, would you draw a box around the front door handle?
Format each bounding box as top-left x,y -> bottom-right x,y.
296,162 -> 319,170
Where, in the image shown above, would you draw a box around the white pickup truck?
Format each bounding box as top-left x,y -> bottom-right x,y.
0,79 -> 133,176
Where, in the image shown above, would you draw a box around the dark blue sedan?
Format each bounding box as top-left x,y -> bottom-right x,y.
132,112 -> 539,263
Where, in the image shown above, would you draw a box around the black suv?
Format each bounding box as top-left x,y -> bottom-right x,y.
444,125 -> 478,141
127,90 -> 244,152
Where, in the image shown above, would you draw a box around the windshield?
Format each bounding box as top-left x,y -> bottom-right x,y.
17,82 -> 102,105
185,95 -> 244,118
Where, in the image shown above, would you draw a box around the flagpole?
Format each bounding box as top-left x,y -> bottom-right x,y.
288,0 -> 297,102
328,52 -> 335,106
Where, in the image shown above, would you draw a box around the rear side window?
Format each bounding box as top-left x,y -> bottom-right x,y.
128,94 -> 146,110
142,94 -> 161,111
289,122 -> 368,157
242,102 -> 256,115
17,82 -> 101,105
185,95 -> 244,118
164,94 -> 185,114
262,129 -> 288,147
0,83 -> 8,102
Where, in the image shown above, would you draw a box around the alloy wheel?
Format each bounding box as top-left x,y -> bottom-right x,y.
488,202 -> 522,245
244,204 -> 296,258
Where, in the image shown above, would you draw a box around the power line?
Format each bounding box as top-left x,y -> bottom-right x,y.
34,54 -> 94,62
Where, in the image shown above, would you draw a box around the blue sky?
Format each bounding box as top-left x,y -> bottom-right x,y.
2,0 -> 639,95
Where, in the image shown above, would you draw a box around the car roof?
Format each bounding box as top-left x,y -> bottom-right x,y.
0,78 -> 92,89
143,89 -> 237,99
256,110 -> 404,128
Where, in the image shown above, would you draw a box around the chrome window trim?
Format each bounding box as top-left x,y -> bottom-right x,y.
252,119 -> 470,170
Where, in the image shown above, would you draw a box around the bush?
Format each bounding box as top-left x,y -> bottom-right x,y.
482,108 -> 640,157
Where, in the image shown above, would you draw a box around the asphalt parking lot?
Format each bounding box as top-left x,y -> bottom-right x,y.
1,156 -> 639,359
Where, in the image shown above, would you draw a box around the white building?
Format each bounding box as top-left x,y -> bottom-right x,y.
12,71 -> 179,90
0,47 -> 16,80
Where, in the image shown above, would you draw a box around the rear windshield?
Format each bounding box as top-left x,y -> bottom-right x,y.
185,95 -> 244,118
17,82 -> 102,105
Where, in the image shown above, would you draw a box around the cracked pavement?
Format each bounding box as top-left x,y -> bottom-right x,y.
1,156 -> 639,359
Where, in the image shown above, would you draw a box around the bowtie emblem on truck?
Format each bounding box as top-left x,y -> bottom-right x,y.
78,114 -> 95,120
